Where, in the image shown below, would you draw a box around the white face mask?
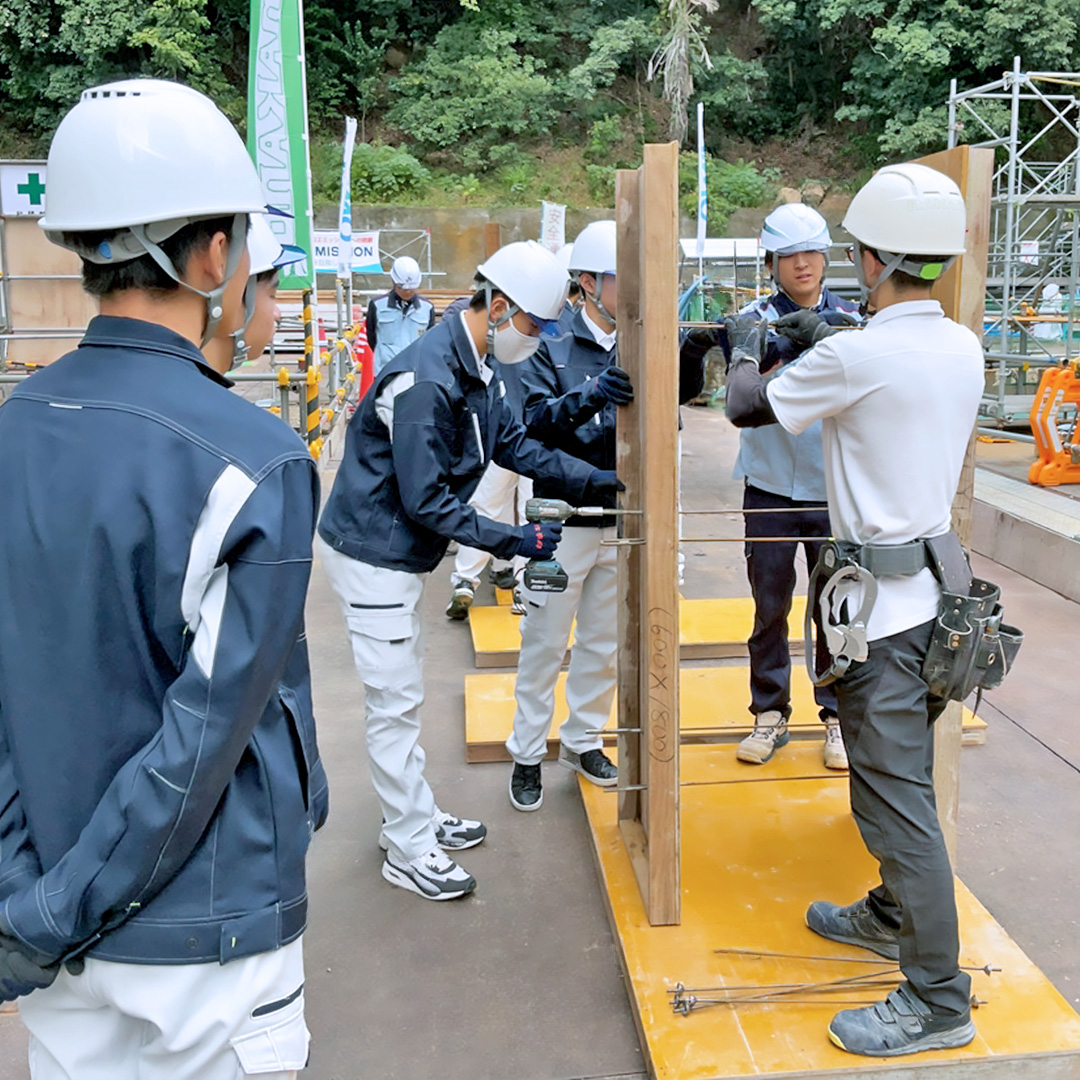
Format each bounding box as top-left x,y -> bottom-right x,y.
490,319 -> 541,365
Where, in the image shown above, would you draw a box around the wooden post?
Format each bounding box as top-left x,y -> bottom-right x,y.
615,143 -> 681,926
915,145 -> 993,860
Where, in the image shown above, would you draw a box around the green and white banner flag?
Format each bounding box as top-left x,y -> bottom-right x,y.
248,0 -> 316,289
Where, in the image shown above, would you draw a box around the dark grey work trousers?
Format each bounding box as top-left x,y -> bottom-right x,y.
835,618 -> 972,1016
744,483 -> 838,721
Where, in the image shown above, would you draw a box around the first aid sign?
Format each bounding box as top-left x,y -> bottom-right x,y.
0,164 -> 48,217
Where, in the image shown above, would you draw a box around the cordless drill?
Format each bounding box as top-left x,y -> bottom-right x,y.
521,498 -> 635,593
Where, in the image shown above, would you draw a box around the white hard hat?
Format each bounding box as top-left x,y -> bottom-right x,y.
248,211 -> 307,276
477,240 -> 569,333
391,255 -> 422,289
1043,282 -> 1061,300
555,243 -> 574,272
40,79 -> 264,250
843,163 -> 966,257
760,203 -> 831,255
569,220 -> 616,275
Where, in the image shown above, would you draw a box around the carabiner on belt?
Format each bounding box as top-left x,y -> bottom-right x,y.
805,542 -> 879,687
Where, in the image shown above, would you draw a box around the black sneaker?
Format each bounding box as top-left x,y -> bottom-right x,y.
489,566 -> 517,590
829,984 -> 975,1057
806,897 -> 900,961
559,746 -> 617,787
509,763 -> 543,811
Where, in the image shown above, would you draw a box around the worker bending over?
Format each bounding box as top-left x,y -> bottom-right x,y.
318,241 -> 622,900
726,163 -> 983,1057
506,221 -> 630,809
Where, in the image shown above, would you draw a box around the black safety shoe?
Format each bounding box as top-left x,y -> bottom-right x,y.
806,897 -> 900,961
559,746 -> 618,787
509,763 -> 543,812
829,984 -> 975,1057
489,566 -> 517,590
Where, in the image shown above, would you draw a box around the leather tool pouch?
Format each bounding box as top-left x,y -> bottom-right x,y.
921,533 -> 1023,701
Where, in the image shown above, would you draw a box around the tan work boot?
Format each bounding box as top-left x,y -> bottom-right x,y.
823,714 -> 849,770
736,710 -> 789,764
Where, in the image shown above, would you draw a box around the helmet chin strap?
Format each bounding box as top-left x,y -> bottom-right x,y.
852,239 -> 958,314
129,213 -> 250,346
230,277 -> 260,368
483,281 -> 522,355
582,273 -> 616,326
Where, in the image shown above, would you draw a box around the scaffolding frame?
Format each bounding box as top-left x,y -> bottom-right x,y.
949,56 -> 1080,425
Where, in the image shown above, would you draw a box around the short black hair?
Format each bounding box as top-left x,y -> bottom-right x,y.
468,280 -> 509,311
71,215 -> 241,298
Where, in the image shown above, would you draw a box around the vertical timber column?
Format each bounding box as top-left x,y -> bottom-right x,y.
916,145 -> 993,860
615,143 -> 681,926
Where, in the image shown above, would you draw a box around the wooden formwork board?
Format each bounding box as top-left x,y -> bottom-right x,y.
462,666 -> 987,764
580,743 -> 1080,1080
467,596 -> 808,669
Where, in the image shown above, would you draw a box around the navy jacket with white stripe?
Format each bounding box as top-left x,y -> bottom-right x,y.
0,316 -> 328,965
318,313 -> 597,573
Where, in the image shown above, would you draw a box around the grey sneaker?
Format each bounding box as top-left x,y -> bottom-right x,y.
489,565 -> 517,590
806,896 -> 900,960
559,746 -> 617,787
510,587 -> 527,616
736,710 -> 789,764
381,847 -> 476,900
829,984 -> 975,1057
823,714 -> 849,770
445,580 -> 476,620
433,808 -> 487,850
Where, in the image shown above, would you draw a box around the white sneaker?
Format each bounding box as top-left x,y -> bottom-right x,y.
381,847 -> 476,900
433,808 -> 487,850
736,710 -> 789,764
823,715 -> 849,770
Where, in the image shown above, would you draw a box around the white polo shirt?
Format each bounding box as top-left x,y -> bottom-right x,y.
766,300 -> 984,641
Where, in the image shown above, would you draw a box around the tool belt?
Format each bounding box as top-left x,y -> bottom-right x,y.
806,532 -> 1023,699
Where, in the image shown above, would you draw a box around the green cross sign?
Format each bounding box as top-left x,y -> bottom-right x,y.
17,173 -> 45,206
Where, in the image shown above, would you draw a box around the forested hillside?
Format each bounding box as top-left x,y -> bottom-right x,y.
1,0 -> 1077,218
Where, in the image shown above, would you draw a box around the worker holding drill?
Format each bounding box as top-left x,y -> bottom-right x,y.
506,221 -> 630,810
318,240 -> 623,900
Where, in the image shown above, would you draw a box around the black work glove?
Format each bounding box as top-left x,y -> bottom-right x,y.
582,469 -> 625,502
516,521 -> 563,560
773,308 -> 859,348
723,314 -> 767,365
587,365 -> 634,406
0,918 -> 59,1001
685,327 -> 719,349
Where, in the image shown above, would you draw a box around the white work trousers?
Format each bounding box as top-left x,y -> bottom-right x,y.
317,537 -> 438,861
507,525 -> 618,765
451,462 -> 533,586
19,939 -> 307,1080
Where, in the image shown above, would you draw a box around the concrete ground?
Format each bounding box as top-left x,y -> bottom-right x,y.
1,406 -> 1078,1078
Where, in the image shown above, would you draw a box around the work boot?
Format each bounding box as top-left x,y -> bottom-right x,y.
381,847 -> 476,901
559,746 -> 618,787
822,714 -> 848,770
805,896 -> 900,960
489,565 -> 517,590
828,984 -> 975,1057
509,762 -> 543,811
445,580 -> 476,620
433,809 -> 487,850
736,710 -> 789,764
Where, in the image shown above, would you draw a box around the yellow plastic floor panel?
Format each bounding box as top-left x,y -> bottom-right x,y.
463,666 -> 986,763
469,596 -> 807,668
581,744 -> 1080,1079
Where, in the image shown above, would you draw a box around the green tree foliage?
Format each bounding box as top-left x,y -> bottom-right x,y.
679,150 -> 779,230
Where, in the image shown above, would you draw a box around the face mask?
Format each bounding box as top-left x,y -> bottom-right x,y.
490,319 -> 541,365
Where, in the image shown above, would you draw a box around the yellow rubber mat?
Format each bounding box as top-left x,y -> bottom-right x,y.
463,666 -> 987,763
469,596 -> 808,668
580,744 -> 1080,1079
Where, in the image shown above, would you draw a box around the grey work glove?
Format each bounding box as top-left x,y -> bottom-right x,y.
773,309 -> 859,348
723,314 -> 767,365
0,915 -> 59,1001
